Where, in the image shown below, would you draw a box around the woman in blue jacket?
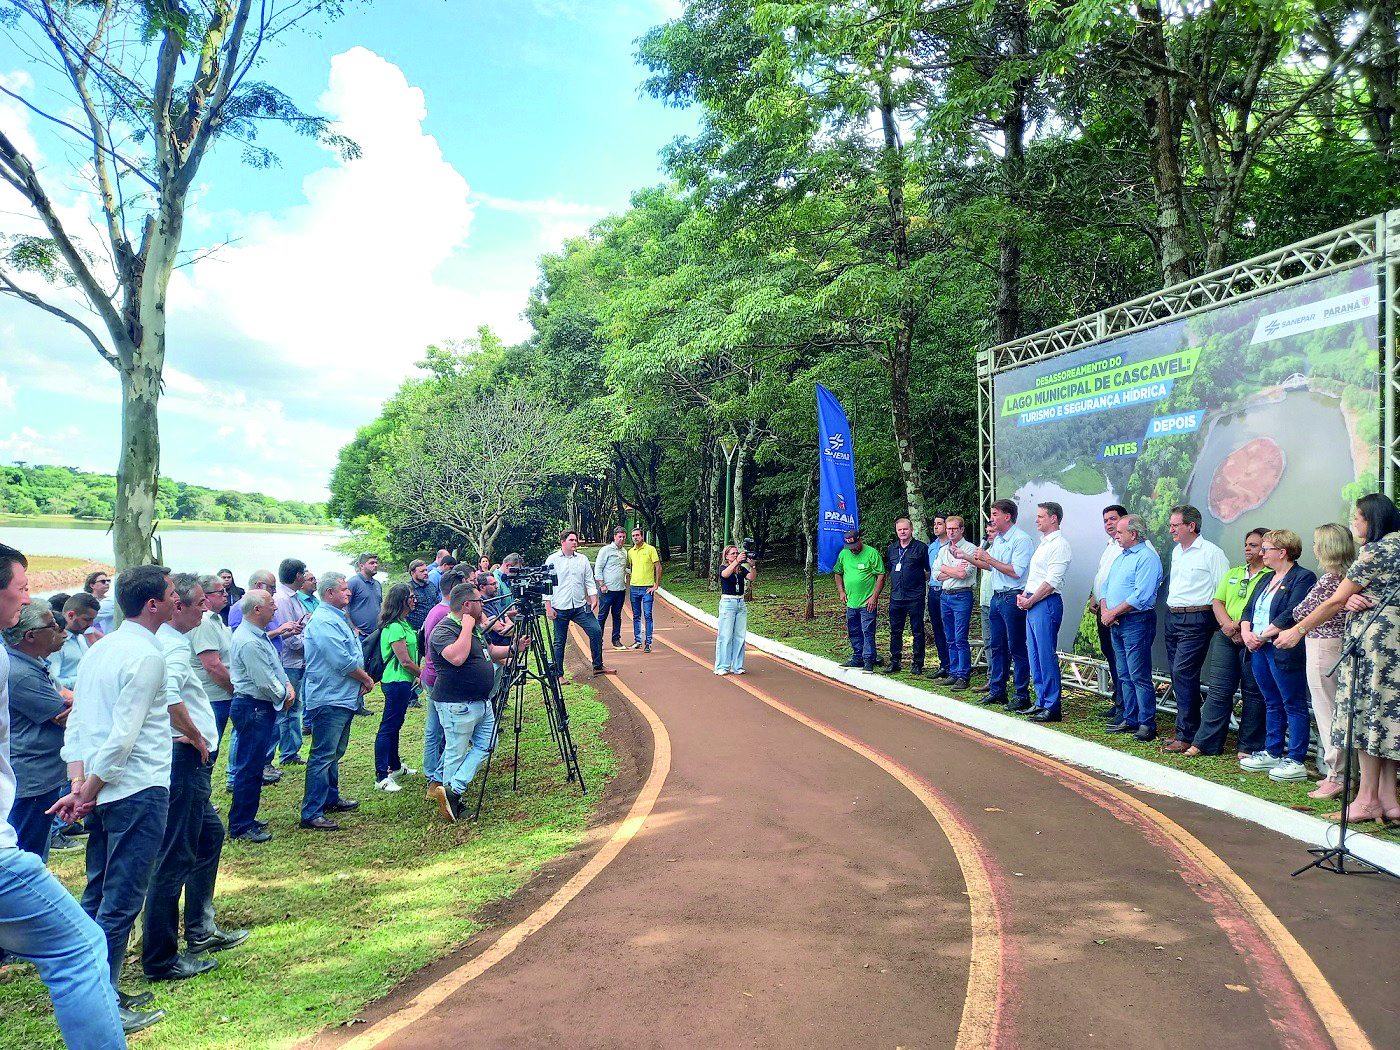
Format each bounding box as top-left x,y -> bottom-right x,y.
1239,529 -> 1317,784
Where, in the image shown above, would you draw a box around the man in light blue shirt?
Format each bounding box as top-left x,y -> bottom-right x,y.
228,592 -> 292,842
959,499 -> 1034,710
48,593 -> 99,691
1101,514 -> 1164,741
300,573 -> 372,831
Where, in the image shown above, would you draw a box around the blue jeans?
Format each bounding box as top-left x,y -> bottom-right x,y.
845,606 -> 877,666
1026,593 -> 1064,714
1192,633 -> 1267,755
987,592 -> 1030,705
551,605 -> 604,674
0,846 -> 125,1048
143,743 -> 223,974
630,586 -> 655,645
1252,647 -> 1311,762
926,587 -> 949,671
8,785 -> 64,860
715,596 -> 748,671
267,666 -> 304,763
940,589 -> 974,680
888,592 -> 924,669
302,705 -> 356,822
438,700 -> 496,796
598,589 -> 627,644
229,696 -> 276,836
423,689 -> 445,783
1111,610 -> 1158,729
376,681 -> 413,779
81,785 -> 169,987
211,696 -> 239,790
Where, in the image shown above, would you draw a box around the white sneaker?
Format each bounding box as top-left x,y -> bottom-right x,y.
390,766 -> 417,778
1268,759 -> 1309,781
714,669 -> 730,676
374,777 -> 403,793
1240,751 -> 1281,771
733,668 -> 746,675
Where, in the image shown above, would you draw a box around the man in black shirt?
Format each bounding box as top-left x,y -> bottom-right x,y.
885,517 -> 930,675
427,583 -> 519,822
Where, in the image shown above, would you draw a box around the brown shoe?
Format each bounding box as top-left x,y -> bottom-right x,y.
1162,740 -> 1190,754
425,780 -> 441,802
429,782 -> 452,822
1182,746 -> 1203,757
593,667 -> 617,677
972,682 -> 991,693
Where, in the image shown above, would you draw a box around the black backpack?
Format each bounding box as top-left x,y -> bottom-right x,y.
361,627 -> 387,683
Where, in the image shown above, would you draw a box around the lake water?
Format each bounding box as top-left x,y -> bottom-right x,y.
1185,389 -> 1352,574
0,520 -> 351,589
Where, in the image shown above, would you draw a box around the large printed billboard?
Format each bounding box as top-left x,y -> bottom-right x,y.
992,264 -> 1380,654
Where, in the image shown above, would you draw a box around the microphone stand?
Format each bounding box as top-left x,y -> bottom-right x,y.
1292,578 -> 1400,880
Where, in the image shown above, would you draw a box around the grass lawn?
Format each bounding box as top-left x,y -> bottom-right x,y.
664,560 -> 1400,844
0,683 -> 616,1049
20,555 -> 92,573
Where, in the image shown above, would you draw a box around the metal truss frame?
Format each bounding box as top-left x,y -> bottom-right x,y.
978,211 -> 1397,513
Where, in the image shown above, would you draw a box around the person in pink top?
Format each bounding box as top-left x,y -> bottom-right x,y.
420,569 -> 466,797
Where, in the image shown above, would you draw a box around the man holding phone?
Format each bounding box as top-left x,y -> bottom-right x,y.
270,559 -> 309,768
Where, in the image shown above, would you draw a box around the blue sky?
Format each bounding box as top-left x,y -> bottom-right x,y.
0,0 -> 694,501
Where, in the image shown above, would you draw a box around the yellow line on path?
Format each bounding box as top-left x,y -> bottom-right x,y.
654,634 -> 1003,1050
336,651 -> 673,1050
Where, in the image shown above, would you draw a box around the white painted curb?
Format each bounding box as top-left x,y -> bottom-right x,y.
660,588 -> 1400,874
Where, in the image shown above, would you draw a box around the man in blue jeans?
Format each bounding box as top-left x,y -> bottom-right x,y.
933,515 -> 979,690
1018,502 -> 1073,723
625,527 -> 662,652
594,527 -> 630,648
300,573 -> 372,831
961,500 -> 1034,711
228,590 -> 294,842
429,583 -> 522,821
1101,515 -> 1165,741
835,529 -> 886,672
0,542 -> 132,1046
546,530 -> 614,678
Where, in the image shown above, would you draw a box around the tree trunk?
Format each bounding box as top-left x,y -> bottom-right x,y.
996,6 -> 1029,346
730,443 -> 747,548
802,462 -> 817,620
707,444 -> 724,588
114,354 -> 162,568
1137,0 -> 1192,286
878,89 -> 929,541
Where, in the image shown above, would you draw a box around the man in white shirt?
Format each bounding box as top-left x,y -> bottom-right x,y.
546,530 -> 614,679
143,573 -> 249,982
52,563 -> 180,1028
1017,502 -> 1073,722
1092,505 -> 1128,721
1163,504 -> 1230,752
933,515 -> 979,690
593,527 -> 629,649
0,543 -> 131,1044
959,499 -> 1035,711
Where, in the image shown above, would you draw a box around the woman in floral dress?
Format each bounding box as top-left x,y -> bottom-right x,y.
1277,493 -> 1400,823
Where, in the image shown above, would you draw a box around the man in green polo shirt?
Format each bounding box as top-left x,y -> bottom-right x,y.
835,528 -> 886,673
1185,527 -> 1271,758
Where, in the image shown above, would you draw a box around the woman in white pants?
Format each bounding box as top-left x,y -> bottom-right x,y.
714,546 -> 755,675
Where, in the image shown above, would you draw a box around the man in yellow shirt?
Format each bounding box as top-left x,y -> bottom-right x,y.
626,527 -> 662,652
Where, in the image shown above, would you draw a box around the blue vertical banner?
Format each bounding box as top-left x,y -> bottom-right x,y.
816,383 -> 859,573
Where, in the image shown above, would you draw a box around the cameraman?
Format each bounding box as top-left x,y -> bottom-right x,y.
544,531 -> 615,680
715,545 -> 756,675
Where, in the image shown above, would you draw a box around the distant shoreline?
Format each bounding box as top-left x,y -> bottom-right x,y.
0,514 -> 337,534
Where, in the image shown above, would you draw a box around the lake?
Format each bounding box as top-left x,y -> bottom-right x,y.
0,520 -> 352,589
1185,389 -> 1351,574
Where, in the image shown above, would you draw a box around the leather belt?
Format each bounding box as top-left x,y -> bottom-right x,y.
1168,605 -> 1212,614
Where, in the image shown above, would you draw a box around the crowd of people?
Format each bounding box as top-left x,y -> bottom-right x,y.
0,528 -> 678,1045
829,494 -> 1400,823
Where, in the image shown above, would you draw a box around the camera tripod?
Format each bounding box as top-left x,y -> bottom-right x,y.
467,591 -> 586,821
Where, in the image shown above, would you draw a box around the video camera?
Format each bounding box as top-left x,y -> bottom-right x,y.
505,564 -> 558,599
742,536 -> 757,558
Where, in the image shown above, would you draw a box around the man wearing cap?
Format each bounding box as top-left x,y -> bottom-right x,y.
834,529 -> 886,673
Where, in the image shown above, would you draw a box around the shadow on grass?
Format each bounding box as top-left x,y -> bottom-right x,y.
0,685 -> 619,1050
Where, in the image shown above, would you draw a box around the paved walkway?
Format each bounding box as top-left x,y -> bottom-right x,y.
317,598 -> 1398,1049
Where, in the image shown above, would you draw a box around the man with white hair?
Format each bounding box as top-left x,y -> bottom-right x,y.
227,590 -> 293,843
3,601 -> 71,859
300,572 -> 372,831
